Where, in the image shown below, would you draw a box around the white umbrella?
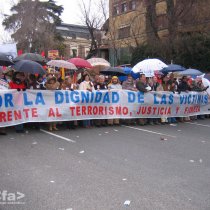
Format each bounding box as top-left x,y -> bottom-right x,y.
47,60 -> 77,70
87,58 -> 110,67
132,58 -> 168,77
201,77 -> 210,95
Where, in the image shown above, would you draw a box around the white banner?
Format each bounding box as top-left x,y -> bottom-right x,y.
0,43 -> 17,60
0,90 -> 209,127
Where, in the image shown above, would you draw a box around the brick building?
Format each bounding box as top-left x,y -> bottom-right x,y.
56,23 -> 91,59
108,0 -> 210,65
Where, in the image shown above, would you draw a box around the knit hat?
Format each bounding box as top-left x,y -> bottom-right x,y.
112,76 -> 118,80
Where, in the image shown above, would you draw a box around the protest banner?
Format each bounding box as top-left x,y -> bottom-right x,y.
48,50 -> 59,59
0,90 -> 209,127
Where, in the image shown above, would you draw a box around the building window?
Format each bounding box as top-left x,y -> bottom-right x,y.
118,26 -> 130,39
129,0 -> 136,10
72,49 -> 77,57
85,50 -> 89,57
121,2 -> 127,13
113,5 -> 119,16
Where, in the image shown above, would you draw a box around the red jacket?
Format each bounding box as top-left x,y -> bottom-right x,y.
9,81 -> 26,90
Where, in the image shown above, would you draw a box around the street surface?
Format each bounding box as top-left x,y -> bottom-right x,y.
0,120 -> 210,210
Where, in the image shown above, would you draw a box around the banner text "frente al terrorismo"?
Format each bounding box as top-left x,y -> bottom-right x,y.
0,90 -> 209,127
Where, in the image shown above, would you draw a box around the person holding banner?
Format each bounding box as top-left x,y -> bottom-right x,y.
79,74 -> 95,128
0,70 -> 8,135
45,76 -> 60,131
94,75 -> 108,127
136,74 -> 151,126
148,76 -> 163,125
61,76 -> 78,129
9,72 -> 26,133
122,74 -> 137,125
177,76 -> 192,122
107,76 -> 122,126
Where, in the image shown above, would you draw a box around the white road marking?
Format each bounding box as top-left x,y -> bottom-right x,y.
40,129 -> 76,143
79,150 -> 85,154
185,122 -> 210,128
122,125 -> 176,138
124,200 -> 131,206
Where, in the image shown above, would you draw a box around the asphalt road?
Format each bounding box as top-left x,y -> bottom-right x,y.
0,119 -> 210,210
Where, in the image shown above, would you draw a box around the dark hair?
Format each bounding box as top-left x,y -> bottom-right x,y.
29,74 -> 36,82
139,74 -> 145,79
82,74 -> 90,81
12,72 -> 24,81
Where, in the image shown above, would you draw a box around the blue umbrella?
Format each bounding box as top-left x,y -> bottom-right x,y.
161,64 -> 186,74
178,68 -> 203,76
118,67 -> 140,82
12,60 -> 46,75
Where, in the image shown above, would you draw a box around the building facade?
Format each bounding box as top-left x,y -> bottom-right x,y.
56,23 -> 91,59
108,0 -> 210,66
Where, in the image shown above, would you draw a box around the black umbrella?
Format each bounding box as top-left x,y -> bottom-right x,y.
100,67 -> 127,76
161,64 -> 186,74
14,53 -> 47,65
12,60 -> 46,75
0,53 -> 14,66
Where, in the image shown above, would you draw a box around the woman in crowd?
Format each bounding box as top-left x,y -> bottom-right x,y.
79,74 -> 95,128
107,76 -> 122,126
94,75 -> 107,127
122,74 -> 137,125
45,76 -> 60,131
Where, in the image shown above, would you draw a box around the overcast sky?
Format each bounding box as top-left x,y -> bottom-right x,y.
0,0 -> 100,43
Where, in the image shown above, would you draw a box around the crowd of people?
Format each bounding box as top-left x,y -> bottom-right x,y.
0,68 -> 209,135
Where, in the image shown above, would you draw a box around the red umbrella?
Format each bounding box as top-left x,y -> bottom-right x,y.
68,58 -> 92,69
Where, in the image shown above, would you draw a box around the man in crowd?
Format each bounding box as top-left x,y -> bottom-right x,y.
136,74 -> 151,125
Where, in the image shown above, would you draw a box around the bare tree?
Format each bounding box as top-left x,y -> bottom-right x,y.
79,0 -> 108,58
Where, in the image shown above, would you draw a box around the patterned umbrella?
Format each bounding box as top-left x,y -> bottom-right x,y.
14,53 -> 47,65
12,60 -> 46,75
0,53 -> 14,66
87,58 -> 110,67
47,60 -> 77,70
68,58 -> 92,69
